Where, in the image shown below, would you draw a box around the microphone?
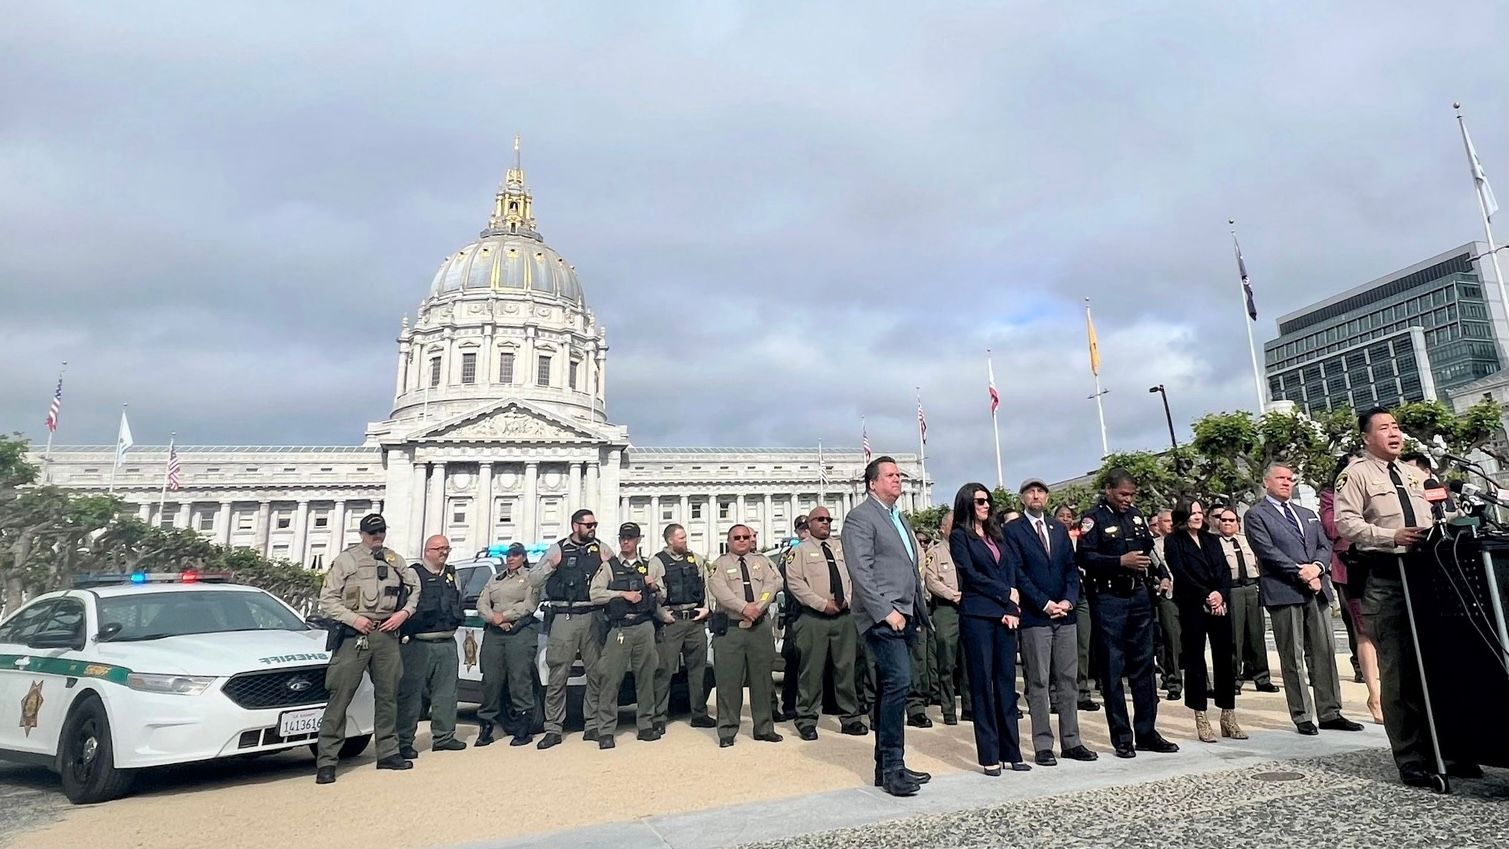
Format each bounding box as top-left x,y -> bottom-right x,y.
1431,435 -> 1479,470
1449,479 -> 1508,508
1423,478 -> 1449,522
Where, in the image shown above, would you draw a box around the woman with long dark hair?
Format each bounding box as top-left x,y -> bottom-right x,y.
1161,497 -> 1242,743
948,483 -> 1029,774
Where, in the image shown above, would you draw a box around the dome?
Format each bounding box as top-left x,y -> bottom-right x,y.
428,138 -> 585,305
428,233 -> 584,303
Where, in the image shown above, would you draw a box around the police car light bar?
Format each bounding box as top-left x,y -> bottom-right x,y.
73,571 -> 233,588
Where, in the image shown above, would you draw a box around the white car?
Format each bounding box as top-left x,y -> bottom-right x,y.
0,574 -> 375,804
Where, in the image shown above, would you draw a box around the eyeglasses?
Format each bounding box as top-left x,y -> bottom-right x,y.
426,545 -> 451,551
731,534 -> 752,541
809,517 -> 832,523
1218,517 -> 1238,523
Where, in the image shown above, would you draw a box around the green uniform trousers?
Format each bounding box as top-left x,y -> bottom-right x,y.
594,620 -> 658,734
397,636 -> 459,749
318,628 -> 401,769
931,603 -> 971,719
544,611 -> 601,734
1230,584 -> 1273,686
1156,596 -> 1183,694
1364,568 -> 1436,774
713,617 -> 776,738
791,612 -> 861,730
478,624 -> 538,727
1076,596 -> 1095,701
906,624 -> 937,719
655,615 -> 711,724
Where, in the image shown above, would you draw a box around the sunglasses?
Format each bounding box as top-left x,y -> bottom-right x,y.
809,517 -> 832,523
973,497 -> 990,506
577,521 -> 598,529
731,534 -> 752,541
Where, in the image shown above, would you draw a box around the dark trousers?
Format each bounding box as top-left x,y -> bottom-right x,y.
1155,596 -> 1183,694
1075,596 -> 1096,701
1364,568 -> 1438,774
1092,591 -> 1159,748
907,625 -> 937,719
1229,584 -> 1272,685
961,613 -> 1024,766
931,603 -> 970,719
863,622 -> 913,779
1179,605 -> 1235,712
477,626 -> 537,728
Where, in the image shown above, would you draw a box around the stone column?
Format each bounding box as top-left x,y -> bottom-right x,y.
584,460 -> 600,513
408,463 -> 427,546
175,502 -> 191,530
394,340 -> 410,403
255,501 -> 272,555
427,462 -> 447,542
291,499 -> 311,567
477,462 -> 494,549
650,494 -> 661,545
602,448 -> 623,528
522,461 -> 538,542
762,493 -> 773,542
567,461 -> 582,511
217,501 -> 234,546
331,499 -> 348,551
136,503 -> 151,522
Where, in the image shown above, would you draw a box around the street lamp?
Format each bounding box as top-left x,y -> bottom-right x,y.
1149,385 -> 1180,469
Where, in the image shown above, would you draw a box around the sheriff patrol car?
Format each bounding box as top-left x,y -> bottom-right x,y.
0,573 -> 374,804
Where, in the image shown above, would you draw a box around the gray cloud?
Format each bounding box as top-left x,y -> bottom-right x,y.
2,2 -> 1507,498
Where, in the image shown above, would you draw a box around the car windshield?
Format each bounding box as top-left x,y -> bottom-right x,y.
98,591 -> 307,641
454,565 -> 494,605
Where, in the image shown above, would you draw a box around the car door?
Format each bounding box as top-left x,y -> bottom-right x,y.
8,596 -> 90,757
0,599 -> 60,755
451,562 -> 497,703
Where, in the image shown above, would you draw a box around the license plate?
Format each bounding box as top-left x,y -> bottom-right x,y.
278,707 -> 324,737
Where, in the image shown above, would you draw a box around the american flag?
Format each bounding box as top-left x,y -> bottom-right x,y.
861,420 -> 872,463
45,375 -> 63,433
1233,234 -> 1257,321
818,441 -> 830,486
166,443 -> 182,491
916,395 -> 928,445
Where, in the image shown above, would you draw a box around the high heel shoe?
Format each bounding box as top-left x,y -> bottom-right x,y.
1195,711 -> 1216,743
1220,709 -> 1247,740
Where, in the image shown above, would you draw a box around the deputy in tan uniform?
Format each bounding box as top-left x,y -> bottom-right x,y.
1334,406 -> 1478,788
1213,507 -> 1276,693
314,513 -> 421,785
786,506 -> 867,740
475,543 -> 540,747
925,510 -> 970,724
708,524 -> 784,747
588,522 -> 666,747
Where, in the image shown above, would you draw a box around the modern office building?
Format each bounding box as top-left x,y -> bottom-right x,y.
1264,242 -> 1509,416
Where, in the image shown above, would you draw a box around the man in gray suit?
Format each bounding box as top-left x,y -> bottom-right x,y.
1244,463 -> 1364,735
844,456 -> 932,797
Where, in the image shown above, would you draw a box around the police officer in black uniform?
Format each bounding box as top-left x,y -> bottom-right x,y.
653,523 -> 717,732
530,508 -> 608,749
396,534 -> 467,757
1075,469 -> 1180,759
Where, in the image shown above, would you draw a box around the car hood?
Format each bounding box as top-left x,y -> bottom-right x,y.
92,629 -> 332,677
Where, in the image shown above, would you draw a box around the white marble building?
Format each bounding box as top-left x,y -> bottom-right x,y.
36,150 -> 926,566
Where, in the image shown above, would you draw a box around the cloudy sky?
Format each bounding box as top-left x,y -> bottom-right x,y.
3,2 -> 1507,496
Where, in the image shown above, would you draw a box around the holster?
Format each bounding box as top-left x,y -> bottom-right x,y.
542,607 -> 557,636
709,611 -> 730,637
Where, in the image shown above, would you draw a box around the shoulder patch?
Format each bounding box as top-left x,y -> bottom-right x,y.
1334,470 -> 1349,490
1080,517 -> 1095,533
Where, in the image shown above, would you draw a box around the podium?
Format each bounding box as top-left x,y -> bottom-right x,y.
1403,531 -> 1509,785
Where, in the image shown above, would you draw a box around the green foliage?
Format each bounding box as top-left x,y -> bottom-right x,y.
1094,450 -> 1184,513
903,505 -> 951,537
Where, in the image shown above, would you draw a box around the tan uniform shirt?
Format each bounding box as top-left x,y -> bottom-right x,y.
1216,532 -> 1259,582
923,541 -> 961,603
476,568 -> 538,626
1334,452 -> 1434,553
708,551 -> 781,621
785,536 -> 851,613
588,554 -> 666,606
319,544 -> 421,626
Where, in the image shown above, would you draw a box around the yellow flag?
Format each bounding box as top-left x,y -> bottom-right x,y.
1086,303 -> 1101,376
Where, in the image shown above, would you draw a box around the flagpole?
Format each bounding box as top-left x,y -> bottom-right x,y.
987,349 -> 1003,489
1085,300 -> 1110,457
1456,104 -> 1509,347
109,403 -> 126,495
157,432 -> 175,524
42,361 -> 66,485
1230,221 -> 1268,412
817,440 -> 826,502
915,387 -> 929,508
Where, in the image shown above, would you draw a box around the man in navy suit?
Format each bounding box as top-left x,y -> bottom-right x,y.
1005,478 -> 1099,766
1244,463 -> 1363,735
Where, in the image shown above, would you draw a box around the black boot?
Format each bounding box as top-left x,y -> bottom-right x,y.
509,710 -> 533,747
475,721 -> 495,747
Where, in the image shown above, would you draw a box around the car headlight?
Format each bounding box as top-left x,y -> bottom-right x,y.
126,673 -> 215,696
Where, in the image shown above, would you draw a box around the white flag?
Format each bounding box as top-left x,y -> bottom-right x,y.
1463,119 -> 1500,221
115,410 -> 134,466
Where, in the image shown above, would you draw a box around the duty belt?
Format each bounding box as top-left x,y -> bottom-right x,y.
930,597 -> 960,609
485,619 -> 536,635
1089,575 -> 1150,598
608,615 -> 656,629
407,631 -> 456,642
668,606 -> 702,620
549,604 -> 598,615
1232,579 -> 1257,588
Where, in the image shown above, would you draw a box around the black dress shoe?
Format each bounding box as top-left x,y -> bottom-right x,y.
315,767 -> 336,784
1447,763 -> 1484,779
398,745 -> 419,760
718,736 -> 735,748
906,715 -> 933,728
1010,761 -> 1032,772
1296,722 -> 1319,736
754,731 -> 784,743
375,755 -> 413,770
1136,734 -> 1180,753
772,709 -> 795,722
1077,700 -> 1100,712
599,735 -> 616,749
1400,768 -> 1435,788
942,715 -> 959,725
798,727 -> 818,741
961,710 -> 975,721
880,772 -> 920,797
904,768 -> 931,784
1035,750 -> 1058,766
654,721 -> 667,735
1318,716 -> 1365,732
840,721 -> 869,736
582,728 -> 599,742
509,732 -> 532,747
1256,682 -> 1280,693
536,732 -> 562,750
637,728 -> 662,742
1061,745 -> 1099,761
690,715 -> 718,728
475,729 -> 495,747
1165,690 -> 1181,701
1114,744 -> 1136,759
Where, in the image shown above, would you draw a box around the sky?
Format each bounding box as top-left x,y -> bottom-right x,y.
2,2 -> 1507,498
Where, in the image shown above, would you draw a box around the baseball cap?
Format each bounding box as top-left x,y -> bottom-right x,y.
618,522 -> 642,539
358,513 -> 387,533
505,542 -> 528,557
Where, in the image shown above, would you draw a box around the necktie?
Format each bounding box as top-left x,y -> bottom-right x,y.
1282,503 -> 1305,539
820,541 -> 844,604
1035,519 -> 1050,553
738,556 -> 755,603
1230,538 -> 1250,583
1387,463 -> 1419,526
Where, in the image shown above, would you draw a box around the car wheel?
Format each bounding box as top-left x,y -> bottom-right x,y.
338,734 -> 371,759
58,696 -> 134,805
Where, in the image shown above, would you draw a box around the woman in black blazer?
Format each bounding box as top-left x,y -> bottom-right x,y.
947,483 -> 1030,774
1161,497 -> 1243,743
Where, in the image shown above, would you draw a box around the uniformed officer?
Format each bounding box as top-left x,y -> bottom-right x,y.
588,522 -> 665,747
925,510 -> 971,725
906,530 -> 939,729
785,506 -> 868,740
475,542 -> 540,747
1149,511 -> 1183,701
530,508 -> 608,749
396,534 -> 467,758
708,524 -> 784,746
652,524 -> 717,733
314,513 -> 421,784
1075,470 -> 1179,759
1333,406 -> 1480,788
1058,503 -> 1100,713
773,515 -> 810,722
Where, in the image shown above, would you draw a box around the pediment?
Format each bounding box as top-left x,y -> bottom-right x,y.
412,401 -> 602,444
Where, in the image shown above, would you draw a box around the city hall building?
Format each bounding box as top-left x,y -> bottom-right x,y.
34,154 -> 925,567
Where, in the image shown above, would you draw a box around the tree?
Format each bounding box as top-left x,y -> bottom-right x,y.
903,505 -> 950,537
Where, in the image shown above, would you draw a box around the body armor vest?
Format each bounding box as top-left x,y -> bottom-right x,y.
546,537 -> 600,604
402,563 -> 463,635
604,556 -> 657,625
658,551 -> 705,607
